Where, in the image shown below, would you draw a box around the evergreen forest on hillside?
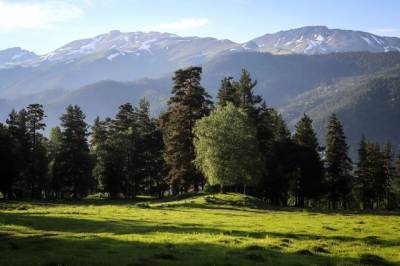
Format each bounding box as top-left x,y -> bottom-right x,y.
1,67 -> 400,211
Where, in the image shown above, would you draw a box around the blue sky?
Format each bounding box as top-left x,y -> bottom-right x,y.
1,0 -> 400,54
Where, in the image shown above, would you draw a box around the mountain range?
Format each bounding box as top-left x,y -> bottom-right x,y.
1,26 -> 400,155
1,26 -> 400,97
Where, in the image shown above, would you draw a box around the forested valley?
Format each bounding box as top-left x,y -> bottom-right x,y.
1,67 -> 400,211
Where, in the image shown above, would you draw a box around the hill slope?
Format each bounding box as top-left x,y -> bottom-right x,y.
250,26 -> 400,55
1,26 -> 400,98
2,51 -> 400,151
280,66 -> 400,154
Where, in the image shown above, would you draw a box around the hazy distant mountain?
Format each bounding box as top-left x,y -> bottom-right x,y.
202,51 -> 400,105
40,30 -> 240,64
1,27 -> 400,152
0,31 -> 242,98
3,51 -> 400,145
280,66 -> 400,155
1,26 -> 400,98
1,79 -> 171,132
249,26 -> 400,54
0,47 -> 39,69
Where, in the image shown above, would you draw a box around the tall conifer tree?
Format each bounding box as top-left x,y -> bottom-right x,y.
217,77 -> 238,106
325,114 -> 352,208
382,142 -> 395,208
0,123 -> 16,198
26,104 -> 47,198
161,67 -> 212,194
355,136 -> 374,209
55,105 -> 93,198
6,109 -> 30,198
292,114 -> 324,206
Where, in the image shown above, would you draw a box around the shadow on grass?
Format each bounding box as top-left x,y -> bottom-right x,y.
153,202 -> 269,214
0,197 -> 153,208
2,194 -> 400,216
1,212 -> 399,249
0,229 -> 390,266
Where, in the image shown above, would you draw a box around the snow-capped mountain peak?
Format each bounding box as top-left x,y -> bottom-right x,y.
41,31 -> 182,62
2,26 -> 400,70
0,47 -> 39,69
249,26 -> 400,54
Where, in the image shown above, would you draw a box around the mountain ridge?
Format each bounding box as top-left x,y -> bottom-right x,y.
2,25 -> 400,68
1,26 -> 400,154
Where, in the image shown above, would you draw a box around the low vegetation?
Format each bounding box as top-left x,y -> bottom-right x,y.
0,193 -> 399,265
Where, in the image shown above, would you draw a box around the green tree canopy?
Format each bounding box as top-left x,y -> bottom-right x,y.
193,103 -> 263,189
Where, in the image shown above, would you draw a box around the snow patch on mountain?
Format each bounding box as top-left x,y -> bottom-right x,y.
2,26 -> 400,70
251,26 -> 400,54
138,39 -> 157,53
0,47 -> 39,68
361,37 -> 372,45
370,35 -> 384,46
315,34 -> 325,42
295,36 -> 304,43
107,52 -> 122,61
11,52 -> 28,60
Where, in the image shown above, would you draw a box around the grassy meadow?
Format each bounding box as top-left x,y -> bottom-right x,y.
0,193 -> 399,265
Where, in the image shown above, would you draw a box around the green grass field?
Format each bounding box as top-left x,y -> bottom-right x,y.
0,193 -> 399,265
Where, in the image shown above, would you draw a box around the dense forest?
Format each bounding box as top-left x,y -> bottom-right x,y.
1,67 -> 399,210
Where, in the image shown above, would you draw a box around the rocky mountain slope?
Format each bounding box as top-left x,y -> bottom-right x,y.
1,26 -> 400,98
250,26 -> 400,54
280,66 -> 400,155
0,47 -> 39,69
2,51 -> 400,155
1,27 -> 400,153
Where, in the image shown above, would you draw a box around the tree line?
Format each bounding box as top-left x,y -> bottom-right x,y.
1,66 -> 399,210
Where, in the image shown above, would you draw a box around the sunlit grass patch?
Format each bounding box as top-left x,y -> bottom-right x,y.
0,193 -> 399,265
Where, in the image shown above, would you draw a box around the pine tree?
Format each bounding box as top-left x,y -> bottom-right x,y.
97,104 -> 134,198
32,136 -> 49,199
235,69 -> 261,108
293,114 -> 319,151
355,135 -> 374,209
217,77 -> 238,106
6,109 -> 30,198
26,104 -> 47,198
0,123 -> 16,198
55,105 -> 93,198
146,119 -> 167,198
273,111 -> 291,141
292,114 -> 324,207
161,67 -> 212,194
26,104 -> 46,150
135,99 -> 167,197
49,127 -> 62,159
325,114 -> 352,209
255,102 -> 276,151
49,126 -> 63,198
395,151 -> 400,206
91,117 -> 111,193
112,103 -> 138,198
234,69 -> 262,119
382,142 -> 395,209
365,142 -> 385,208
260,109 -> 293,206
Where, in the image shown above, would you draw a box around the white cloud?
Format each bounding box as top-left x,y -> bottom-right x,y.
146,18 -> 210,31
0,1 -> 84,30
